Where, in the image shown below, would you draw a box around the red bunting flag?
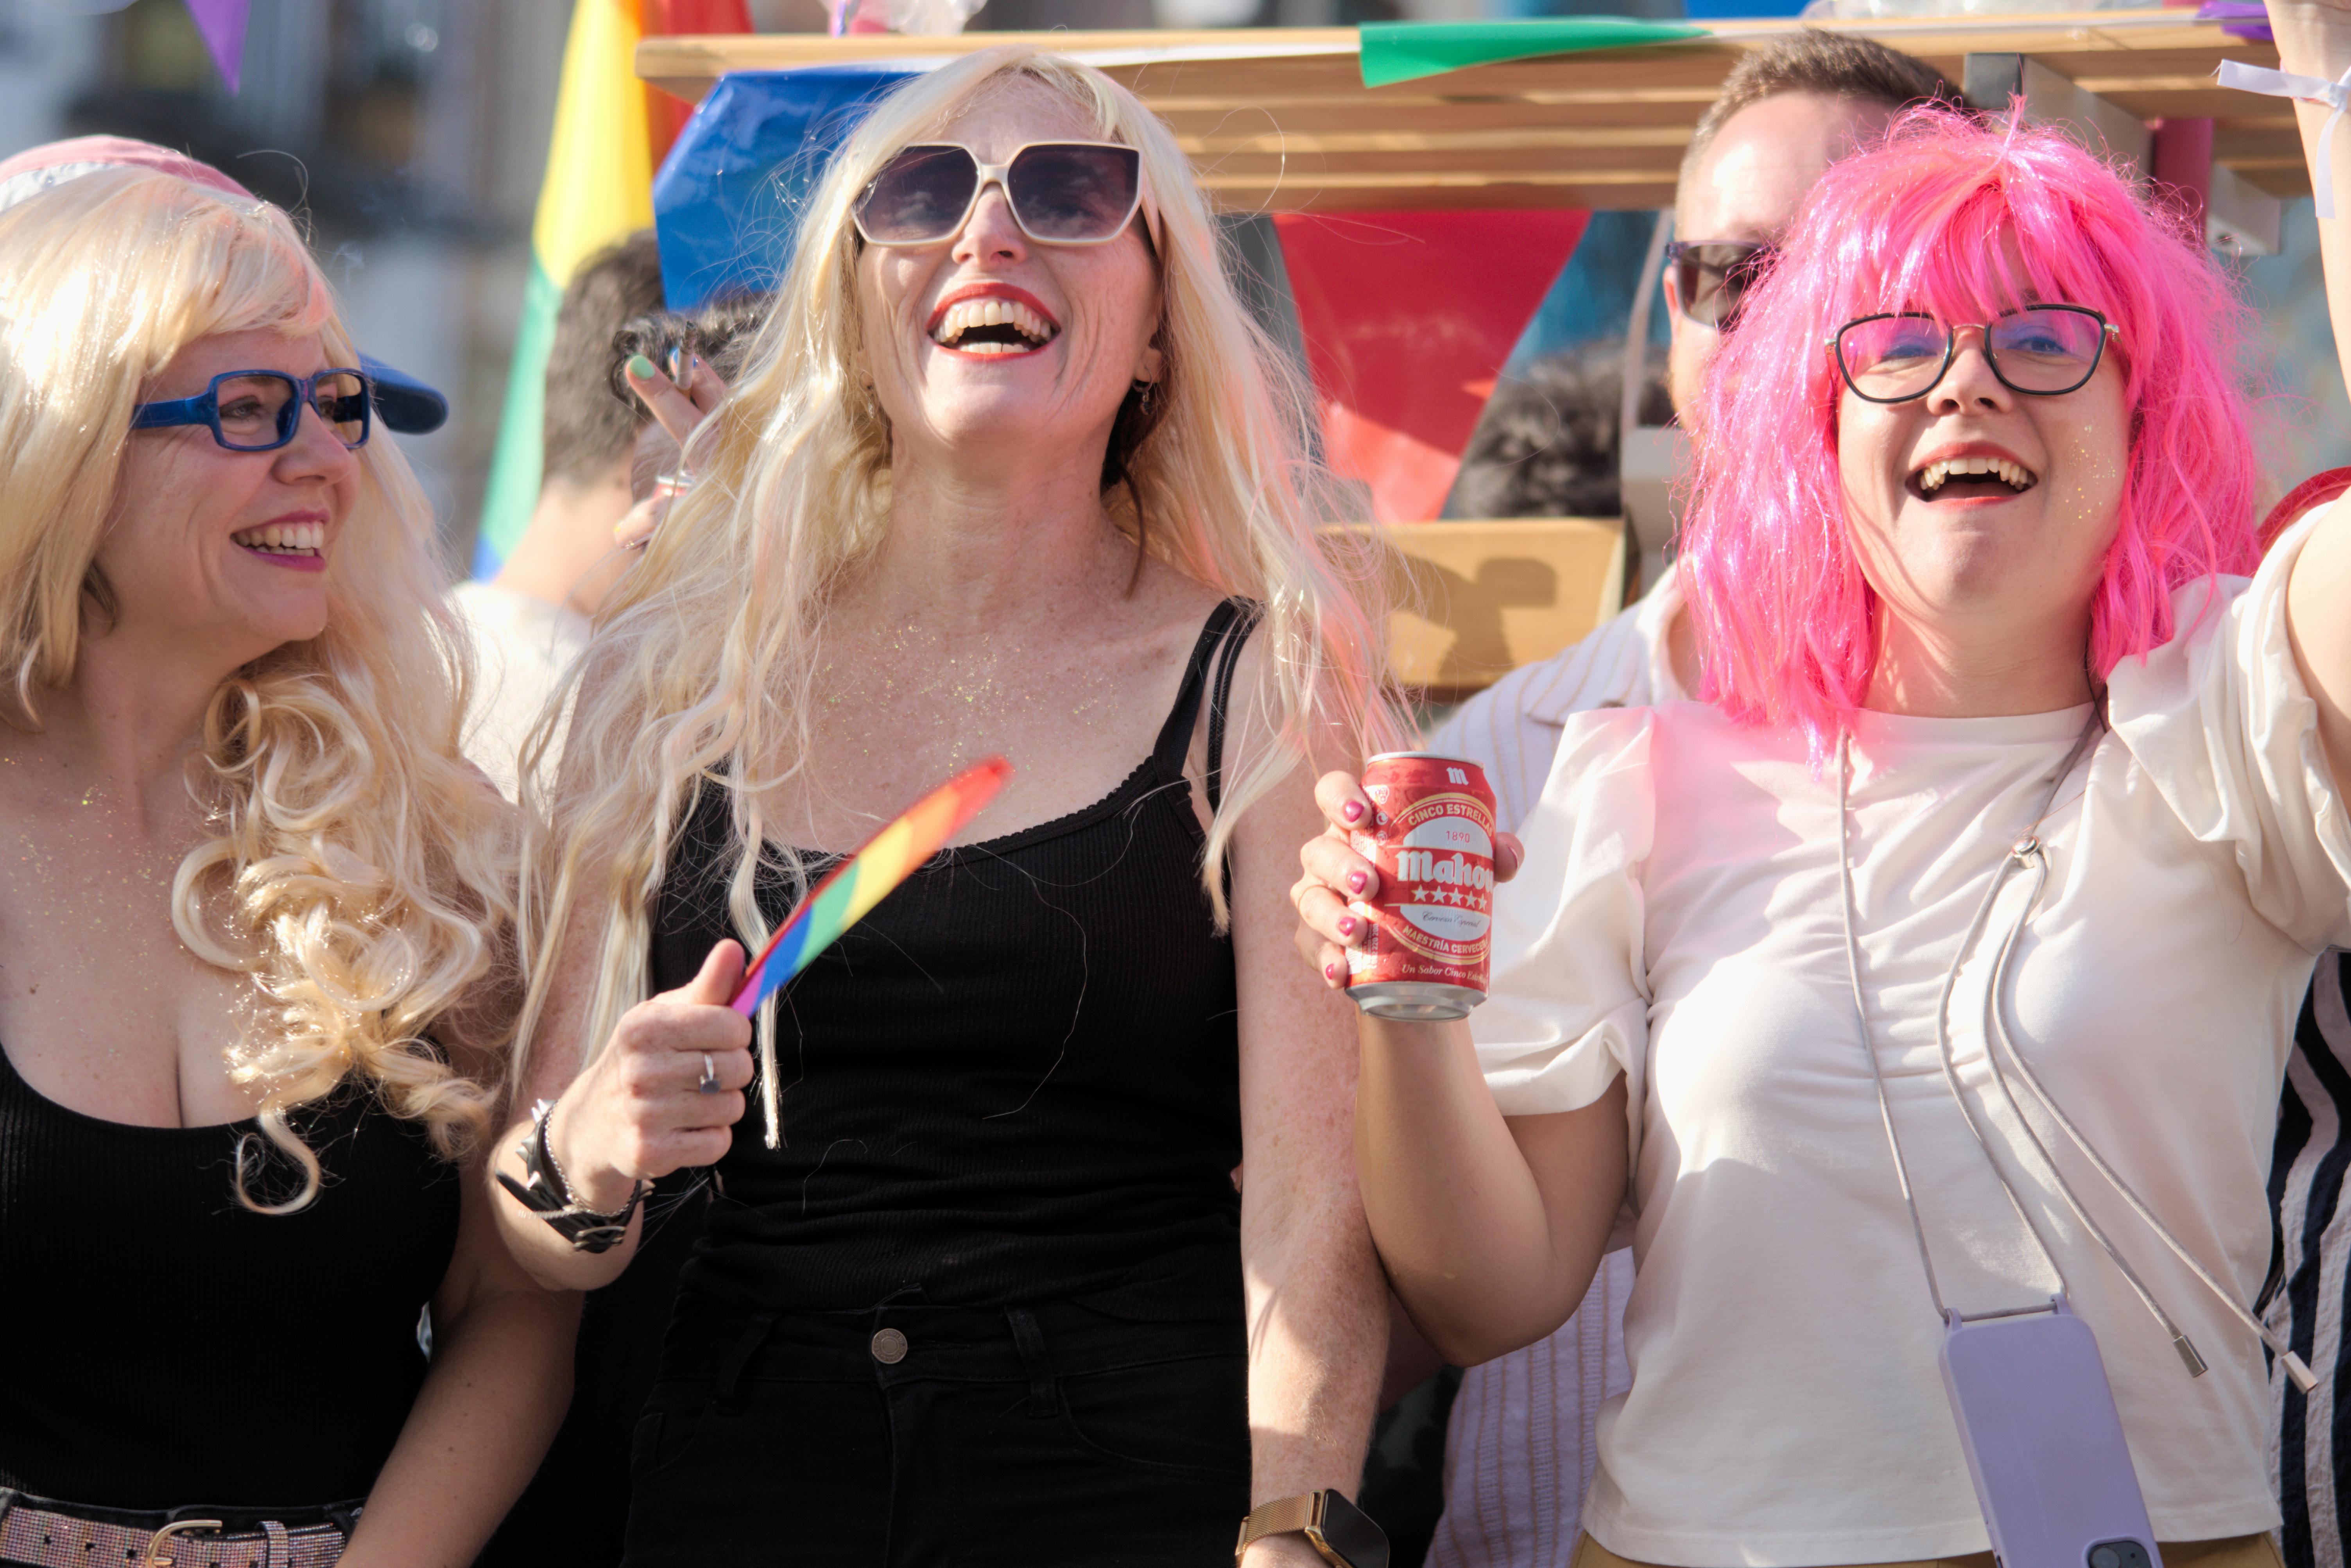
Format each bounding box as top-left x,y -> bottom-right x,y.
1274,209 -> 1588,522
641,0 -> 755,168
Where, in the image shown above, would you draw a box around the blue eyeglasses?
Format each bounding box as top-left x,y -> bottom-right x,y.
131,369 -> 373,453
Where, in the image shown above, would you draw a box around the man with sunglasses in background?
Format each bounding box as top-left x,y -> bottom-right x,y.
1414,33 -> 1953,1568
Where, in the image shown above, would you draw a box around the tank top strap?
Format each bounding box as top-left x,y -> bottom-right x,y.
1148,598 -> 1253,780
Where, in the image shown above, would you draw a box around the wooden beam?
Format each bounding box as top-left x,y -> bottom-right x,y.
1182,125 -> 1692,154
638,12 -> 2307,210
637,13 -> 2286,105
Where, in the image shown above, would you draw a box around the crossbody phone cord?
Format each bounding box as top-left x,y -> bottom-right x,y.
1835,715 -> 2317,1393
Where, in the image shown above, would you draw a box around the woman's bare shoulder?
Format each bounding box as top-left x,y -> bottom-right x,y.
1122,552 -> 1235,642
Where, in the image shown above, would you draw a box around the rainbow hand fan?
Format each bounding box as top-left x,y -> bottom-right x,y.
731,756 -> 1011,1146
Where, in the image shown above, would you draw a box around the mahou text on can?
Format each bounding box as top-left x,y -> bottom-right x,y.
1344,752 -> 1497,1022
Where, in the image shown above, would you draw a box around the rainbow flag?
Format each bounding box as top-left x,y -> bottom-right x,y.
475,0 -> 659,575
733,757 -> 1011,1144
733,757 -> 1011,1017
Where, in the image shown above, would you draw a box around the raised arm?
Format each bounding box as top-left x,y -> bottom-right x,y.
1291,774 -> 1625,1367
2267,0 -> 2351,785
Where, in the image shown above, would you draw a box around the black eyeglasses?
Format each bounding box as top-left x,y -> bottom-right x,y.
853,141 -> 1146,248
1665,239 -> 1775,330
131,368 -> 373,452
1830,306 -> 2118,404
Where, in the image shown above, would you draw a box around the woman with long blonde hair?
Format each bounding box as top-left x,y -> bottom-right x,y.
493,45 -> 1401,1565
0,146 -> 572,1566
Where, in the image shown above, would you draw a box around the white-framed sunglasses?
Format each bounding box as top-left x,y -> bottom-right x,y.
852,140 -> 1157,249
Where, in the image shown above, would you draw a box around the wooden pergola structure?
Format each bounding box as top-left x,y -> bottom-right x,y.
641,14 -> 2296,216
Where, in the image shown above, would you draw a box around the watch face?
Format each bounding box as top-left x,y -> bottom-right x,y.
1310,1491 -> 1390,1568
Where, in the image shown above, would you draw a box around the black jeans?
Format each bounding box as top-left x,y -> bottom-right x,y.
622,1294 -> 1251,1566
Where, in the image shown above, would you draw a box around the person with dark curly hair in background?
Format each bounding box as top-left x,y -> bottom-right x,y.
1447,340 -> 1672,524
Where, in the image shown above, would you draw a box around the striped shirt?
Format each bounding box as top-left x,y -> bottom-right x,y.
2273,951 -> 2351,1568
1422,568 -> 1684,1567
2256,493 -> 2351,1568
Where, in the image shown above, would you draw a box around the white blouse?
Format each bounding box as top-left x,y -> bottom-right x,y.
1473,517 -> 2351,1566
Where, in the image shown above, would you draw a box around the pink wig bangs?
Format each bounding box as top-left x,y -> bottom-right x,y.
1677,108 -> 2263,760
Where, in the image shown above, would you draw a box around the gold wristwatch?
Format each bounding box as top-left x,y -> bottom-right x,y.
1235,1491 -> 1389,1568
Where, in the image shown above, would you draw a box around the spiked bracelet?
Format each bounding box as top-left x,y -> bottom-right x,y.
495,1098 -> 648,1253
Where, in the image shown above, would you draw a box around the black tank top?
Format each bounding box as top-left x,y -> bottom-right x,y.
0,1046 -> 461,1507
649,601 -> 1255,1318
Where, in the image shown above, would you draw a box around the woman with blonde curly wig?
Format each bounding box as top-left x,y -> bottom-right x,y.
0,147 -> 572,1566
493,45 -> 1402,1566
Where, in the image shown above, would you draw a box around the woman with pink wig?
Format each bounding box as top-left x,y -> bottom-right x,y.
1292,0 -> 2351,1559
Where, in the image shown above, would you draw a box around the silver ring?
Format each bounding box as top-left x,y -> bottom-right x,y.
697,1052 -> 720,1094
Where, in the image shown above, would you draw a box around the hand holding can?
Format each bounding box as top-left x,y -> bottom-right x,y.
1292,755 -> 1518,1021
1342,753 -> 1497,1020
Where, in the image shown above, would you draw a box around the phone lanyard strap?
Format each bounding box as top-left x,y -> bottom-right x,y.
1835,717 -> 2095,1323
1835,714 -> 2318,1390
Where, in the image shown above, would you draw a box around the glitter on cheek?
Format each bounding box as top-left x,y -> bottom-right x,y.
2056,429 -> 2127,532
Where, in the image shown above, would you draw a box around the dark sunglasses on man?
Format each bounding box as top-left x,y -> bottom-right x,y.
853,140 -> 1156,249
1665,239 -> 1776,330
131,368 -> 373,452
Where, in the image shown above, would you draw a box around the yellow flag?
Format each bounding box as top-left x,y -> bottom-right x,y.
534,0 -> 657,287
481,0 -> 659,566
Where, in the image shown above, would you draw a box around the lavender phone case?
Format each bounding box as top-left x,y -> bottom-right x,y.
1939,1299 -> 2163,1568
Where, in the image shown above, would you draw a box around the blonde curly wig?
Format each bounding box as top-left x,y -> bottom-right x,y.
0,167 -> 515,1211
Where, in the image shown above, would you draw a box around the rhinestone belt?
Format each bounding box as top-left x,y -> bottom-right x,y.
0,1496 -> 348,1568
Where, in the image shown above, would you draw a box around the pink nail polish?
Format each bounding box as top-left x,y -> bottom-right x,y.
1337,915 -> 1356,936
1341,800 -> 1364,823
1346,871 -> 1366,893
1324,962 -> 1340,981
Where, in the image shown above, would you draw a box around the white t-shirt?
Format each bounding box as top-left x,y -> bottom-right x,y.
1477,519 -> 2351,1565
1425,567 -> 1685,1568
450,581 -> 589,802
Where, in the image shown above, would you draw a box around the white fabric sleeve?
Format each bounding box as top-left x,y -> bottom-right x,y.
2106,511 -> 2351,954
1471,705 -> 1655,1121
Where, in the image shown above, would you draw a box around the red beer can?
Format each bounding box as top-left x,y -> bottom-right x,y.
1344,751 -> 1497,1021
